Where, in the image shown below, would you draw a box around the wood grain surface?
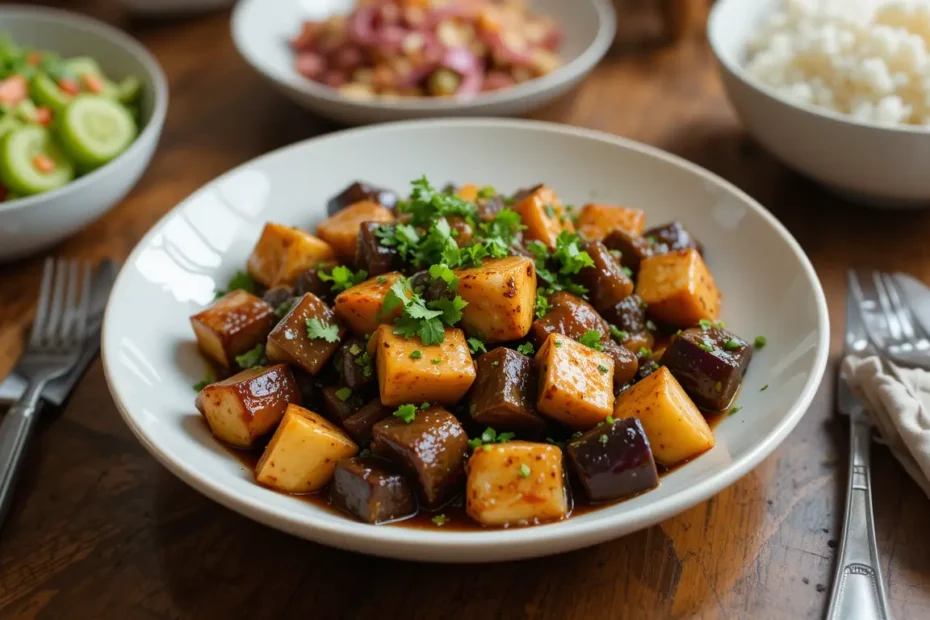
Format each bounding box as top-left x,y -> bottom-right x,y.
1,1 -> 929,618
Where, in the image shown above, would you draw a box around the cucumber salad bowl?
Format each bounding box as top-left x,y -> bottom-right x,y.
0,6 -> 166,261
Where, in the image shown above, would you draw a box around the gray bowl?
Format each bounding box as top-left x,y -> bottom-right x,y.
0,5 -> 168,260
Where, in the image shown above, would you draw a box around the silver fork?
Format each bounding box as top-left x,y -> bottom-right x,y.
850,270 -> 930,370
0,258 -> 92,526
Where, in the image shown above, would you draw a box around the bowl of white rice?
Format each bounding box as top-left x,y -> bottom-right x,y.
708,0 -> 930,207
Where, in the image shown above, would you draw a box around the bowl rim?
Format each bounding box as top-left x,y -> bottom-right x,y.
707,0 -> 930,136
0,4 -> 170,213
229,0 -> 616,112
101,117 -> 831,560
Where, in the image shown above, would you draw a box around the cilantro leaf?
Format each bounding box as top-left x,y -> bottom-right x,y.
319,265 -> 368,293
381,278 -> 410,316
274,299 -> 295,319
430,296 -> 468,326
553,231 -> 595,275
193,374 -> 213,392
609,325 -> 628,341
535,289 -> 552,318
477,186 -> 496,199
467,338 -> 487,355
406,301 -> 443,321
417,318 -> 445,345
399,176 -> 478,227
578,330 -> 604,351
306,318 -> 340,343
335,386 -> 352,401
428,263 -> 459,290
516,342 -> 535,355
467,426 -> 516,450
393,404 -> 418,424
235,343 -> 265,369
215,270 -> 256,298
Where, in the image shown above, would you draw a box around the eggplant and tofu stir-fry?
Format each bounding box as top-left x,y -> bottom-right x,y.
190,177 -> 759,528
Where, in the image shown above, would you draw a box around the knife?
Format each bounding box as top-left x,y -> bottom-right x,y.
825,273 -> 891,620
892,272 -> 930,338
0,260 -> 119,406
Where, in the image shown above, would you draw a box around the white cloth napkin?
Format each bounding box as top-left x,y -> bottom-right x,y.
842,355 -> 930,499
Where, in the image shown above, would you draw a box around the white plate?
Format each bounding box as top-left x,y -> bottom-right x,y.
102,119 -> 829,563
230,0 -> 616,125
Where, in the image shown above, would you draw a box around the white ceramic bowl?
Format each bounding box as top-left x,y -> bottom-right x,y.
0,6 -> 168,261
708,0 -> 930,208
102,118 -> 829,562
230,0 -> 615,125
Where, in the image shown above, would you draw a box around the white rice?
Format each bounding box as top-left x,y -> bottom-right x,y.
745,0 -> 930,126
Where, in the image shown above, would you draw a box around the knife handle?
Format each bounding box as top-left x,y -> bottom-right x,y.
825,416 -> 891,620
0,401 -> 42,527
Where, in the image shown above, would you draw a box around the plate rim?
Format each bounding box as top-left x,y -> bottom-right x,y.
101,117 -> 830,561
229,0 -> 617,113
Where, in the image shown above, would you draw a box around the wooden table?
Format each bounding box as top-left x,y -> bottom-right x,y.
2,2 -> 929,618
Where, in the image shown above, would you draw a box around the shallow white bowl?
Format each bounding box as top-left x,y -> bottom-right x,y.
230,0 -> 615,125
709,0 -> 930,208
102,119 -> 829,562
0,6 -> 168,261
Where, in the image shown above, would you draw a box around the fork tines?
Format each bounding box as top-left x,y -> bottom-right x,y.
28,259 -> 93,352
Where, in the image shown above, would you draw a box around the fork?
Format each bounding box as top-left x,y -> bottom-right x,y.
0,258 -> 92,527
849,270 -> 930,370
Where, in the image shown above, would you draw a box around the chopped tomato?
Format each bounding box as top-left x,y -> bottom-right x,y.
35,106 -> 53,126
81,72 -> 103,94
0,75 -> 28,106
57,78 -> 80,96
33,155 -> 56,175
26,51 -> 42,66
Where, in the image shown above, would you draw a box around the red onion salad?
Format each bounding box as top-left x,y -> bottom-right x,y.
290,0 -> 563,99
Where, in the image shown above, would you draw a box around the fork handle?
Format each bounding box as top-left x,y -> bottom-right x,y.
0,381 -> 46,527
826,417 -> 892,620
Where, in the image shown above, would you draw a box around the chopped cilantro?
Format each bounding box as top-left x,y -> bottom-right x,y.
545,437 -> 565,449
382,276 -> 467,346
419,402 -> 430,410
235,343 -> 265,369
319,265 -> 368,293
335,387 -> 352,401
698,319 -> 713,330
622,266 -> 634,277
597,364 -> 609,374
519,464 -> 531,478
306,318 -> 340,343
638,347 -> 652,357
724,339 -> 742,350
467,427 -> 515,450
348,343 -> 362,356
609,325 -> 628,341
761,384 -> 769,391
274,299 -> 295,319
428,263 -> 459,290
599,434 -> 609,445
377,276 -> 387,284
754,336 -> 767,349
578,330 -> 604,351
398,176 -> 478,227
410,350 -> 423,359
467,338 -> 487,355
606,415 -> 615,423
535,289 -> 552,318
729,406 -> 742,416
431,358 -> 442,365
555,339 -> 563,347
393,404 -> 418,424
192,375 -> 213,392
477,186 -> 496,199
697,342 -> 713,353
215,270 -> 256,298
431,514 -> 448,527
516,342 -> 535,356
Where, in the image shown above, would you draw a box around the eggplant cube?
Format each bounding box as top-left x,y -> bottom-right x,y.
198,364 -> 301,448
636,249 -> 720,328
246,222 -> 335,287
371,406 -> 468,508
356,222 -> 401,277
334,271 -> 406,335
530,291 -> 608,347
603,229 -> 654,275
577,241 -> 634,314
613,366 -> 714,467
374,325 -> 476,407
266,292 -> 345,375
327,181 -> 398,216
454,256 -> 537,343
330,456 -> 417,524
321,385 -> 365,423
190,290 -> 274,368
342,399 -> 391,446
466,441 -> 568,527
469,347 -> 544,432
644,221 -> 703,255
255,404 -> 358,494
339,338 -> 375,389
535,333 -> 615,430
567,418 -> 659,503
661,327 -> 752,411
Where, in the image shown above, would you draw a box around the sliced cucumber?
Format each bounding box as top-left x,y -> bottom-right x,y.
0,125 -> 75,195
115,76 -> 141,105
13,99 -> 37,123
31,72 -> 72,111
66,56 -> 118,98
0,115 -> 20,139
58,94 -> 136,169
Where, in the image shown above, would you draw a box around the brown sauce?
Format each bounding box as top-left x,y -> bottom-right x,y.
221,408 -> 730,532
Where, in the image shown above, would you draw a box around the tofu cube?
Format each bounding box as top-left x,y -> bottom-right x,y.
246,222 -> 335,287
636,249 -> 721,328
613,366 -> 715,467
512,185 -> 574,249
454,256 -> 536,343
374,325 -> 477,407
266,292 -> 345,375
466,441 -> 568,527
535,333 -> 615,430
576,203 -> 646,241
198,364 -> 302,448
372,406 -> 468,507
190,290 -> 274,368
316,200 -> 394,263
334,271 -> 406,335
255,404 -> 358,494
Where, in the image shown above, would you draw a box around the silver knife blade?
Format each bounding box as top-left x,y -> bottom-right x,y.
892,272 -> 930,337
0,260 -> 119,406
